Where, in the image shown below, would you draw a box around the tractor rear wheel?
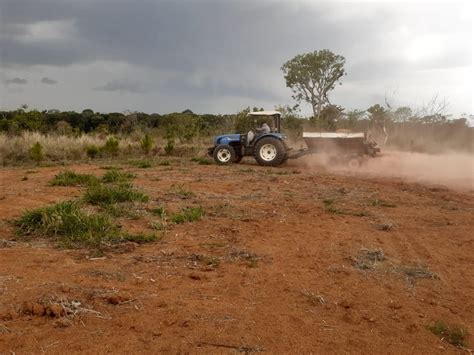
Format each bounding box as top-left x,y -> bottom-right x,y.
213,144 -> 236,165
254,137 -> 286,166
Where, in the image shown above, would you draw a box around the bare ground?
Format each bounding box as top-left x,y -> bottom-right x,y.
0,158 -> 473,354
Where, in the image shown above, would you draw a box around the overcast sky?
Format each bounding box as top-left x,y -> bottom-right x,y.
0,0 -> 472,116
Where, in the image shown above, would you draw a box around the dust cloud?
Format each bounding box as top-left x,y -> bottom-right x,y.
291,150 -> 474,190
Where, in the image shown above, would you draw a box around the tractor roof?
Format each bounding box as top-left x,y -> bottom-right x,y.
248,111 -> 281,116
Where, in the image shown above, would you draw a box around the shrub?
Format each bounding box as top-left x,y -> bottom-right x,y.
29,141 -> 44,163
86,145 -> 100,159
101,169 -> 135,183
140,134 -> 154,155
50,170 -> 99,186
101,137 -> 119,156
171,206 -> 203,224
83,183 -> 149,205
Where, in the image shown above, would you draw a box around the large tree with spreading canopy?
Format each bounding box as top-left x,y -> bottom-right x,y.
281,49 -> 346,120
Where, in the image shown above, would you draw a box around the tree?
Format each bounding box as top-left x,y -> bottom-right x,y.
318,104 -> 344,131
281,49 -> 346,120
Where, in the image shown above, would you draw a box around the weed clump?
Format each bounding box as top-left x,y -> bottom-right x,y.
83,183 -> 148,205
171,206 -> 203,224
427,321 -> 468,347
50,170 -> 99,186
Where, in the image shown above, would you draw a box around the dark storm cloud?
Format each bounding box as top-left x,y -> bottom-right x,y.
1,1 -> 469,72
41,77 -> 57,85
4,77 -> 27,85
94,79 -> 147,93
0,0 -> 471,113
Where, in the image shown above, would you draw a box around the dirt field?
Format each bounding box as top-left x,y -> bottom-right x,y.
0,157 -> 473,354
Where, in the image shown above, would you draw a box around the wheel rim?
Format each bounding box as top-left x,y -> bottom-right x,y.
217,148 -> 231,162
260,144 -> 277,161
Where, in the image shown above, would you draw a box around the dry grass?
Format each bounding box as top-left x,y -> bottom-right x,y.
0,132 -> 138,164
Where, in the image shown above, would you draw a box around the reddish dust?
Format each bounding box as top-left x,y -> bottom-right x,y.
292,150 -> 474,190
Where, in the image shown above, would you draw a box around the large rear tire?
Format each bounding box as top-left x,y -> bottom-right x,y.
254,137 -> 286,166
213,144 -> 236,165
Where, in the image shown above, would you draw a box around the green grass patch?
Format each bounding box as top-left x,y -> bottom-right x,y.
14,201 -> 118,248
83,183 -> 148,205
427,321 -> 468,347
13,201 -> 157,249
158,160 -> 171,166
50,170 -> 99,186
190,157 -> 212,165
170,206 -> 203,224
101,169 -> 136,183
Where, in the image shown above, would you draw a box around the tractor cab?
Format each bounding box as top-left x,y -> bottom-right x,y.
209,110 -> 291,166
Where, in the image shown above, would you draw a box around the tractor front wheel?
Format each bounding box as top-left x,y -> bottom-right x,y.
213,144 -> 236,165
254,137 -> 286,166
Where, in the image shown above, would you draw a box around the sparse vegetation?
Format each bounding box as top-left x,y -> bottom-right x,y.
427,321 -> 468,347
170,206 -> 203,224
190,253 -> 220,268
397,264 -> 438,280
190,157 -> 212,165
101,169 -> 135,183
352,249 -> 385,270
128,159 -> 152,168
370,199 -> 397,208
167,184 -> 195,199
50,170 -> 99,186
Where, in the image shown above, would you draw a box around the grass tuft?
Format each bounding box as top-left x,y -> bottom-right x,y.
171,206 -> 203,224
50,170 -> 99,186
101,169 -> 136,183
83,183 -> 148,205
427,321 -> 468,347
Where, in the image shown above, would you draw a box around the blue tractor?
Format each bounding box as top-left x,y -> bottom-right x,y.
208,111 -> 291,166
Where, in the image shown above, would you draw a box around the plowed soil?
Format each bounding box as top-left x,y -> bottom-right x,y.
0,159 -> 473,354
